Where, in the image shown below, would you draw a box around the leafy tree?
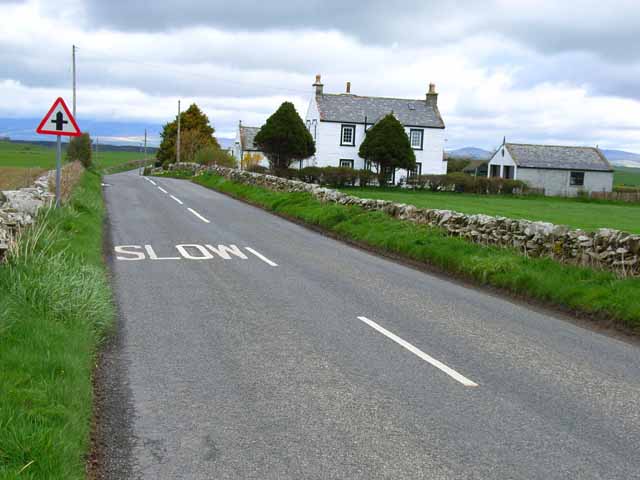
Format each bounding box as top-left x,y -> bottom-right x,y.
254,102 -> 315,171
447,157 -> 472,173
358,114 -> 416,184
156,103 -> 219,165
179,129 -> 211,163
195,145 -> 237,168
66,132 -> 92,168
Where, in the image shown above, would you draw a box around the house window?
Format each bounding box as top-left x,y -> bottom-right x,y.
490,165 -> 501,178
409,129 -> 423,150
382,166 -> 395,185
503,165 -> 514,179
408,162 -> 422,178
339,159 -> 354,169
341,124 -> 356,146
570,171 -> 585,186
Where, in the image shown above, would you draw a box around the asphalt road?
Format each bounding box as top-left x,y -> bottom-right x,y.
99,170 -> 640,479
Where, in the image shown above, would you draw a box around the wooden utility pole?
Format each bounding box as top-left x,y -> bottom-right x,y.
176,100 -> 181,163
72,45 -> 77,117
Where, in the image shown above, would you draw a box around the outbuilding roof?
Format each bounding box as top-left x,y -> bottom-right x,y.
315,94 -> 445,128
239,126 -> 261,151
504,143 -> 613,172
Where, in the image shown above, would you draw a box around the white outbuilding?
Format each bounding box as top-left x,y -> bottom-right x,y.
487,142 -> 614,197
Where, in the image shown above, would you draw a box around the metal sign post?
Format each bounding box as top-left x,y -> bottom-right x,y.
35,97 -> 82,207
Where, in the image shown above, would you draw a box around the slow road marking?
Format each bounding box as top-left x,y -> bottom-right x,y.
357,316 -> 478,387
114,244 -> 278,267
188,208 -> 210,223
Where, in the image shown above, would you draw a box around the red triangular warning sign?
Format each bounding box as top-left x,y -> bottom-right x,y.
36,97 -> 82,137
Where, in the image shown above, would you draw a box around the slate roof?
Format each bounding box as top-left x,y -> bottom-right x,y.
315,94 -> 445,128
505,143 -> 613,172
240,126 -> 261,151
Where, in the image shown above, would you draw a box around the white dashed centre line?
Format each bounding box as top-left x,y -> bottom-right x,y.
356,316 -> 478,387
170,195 -> 184,205
147,178 -> 157,186
245,247 -> 278,266
187,208 -> 210,224
158,187 -> 168,194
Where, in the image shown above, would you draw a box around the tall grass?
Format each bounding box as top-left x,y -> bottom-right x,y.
0,171 -> 113,479
194,172 -> 640,331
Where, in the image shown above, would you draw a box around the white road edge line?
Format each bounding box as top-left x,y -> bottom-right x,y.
170,195 -> 184,205
187,208 -> 210,224
158,187 -> 168,194
356,316 -> 478,387
245,247 -> 278,267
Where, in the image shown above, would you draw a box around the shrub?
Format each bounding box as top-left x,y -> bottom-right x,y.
195,145 -> 237,168
247,164 -> 268,174
66,133 -> 92,168
357,169 -> 377,187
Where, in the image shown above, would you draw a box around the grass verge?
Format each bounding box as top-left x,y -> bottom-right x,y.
194,172 -> 640,332
0,170 -> 114,479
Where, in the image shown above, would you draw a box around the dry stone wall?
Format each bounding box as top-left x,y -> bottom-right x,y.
0,172 -> 54,260
156,164 -> 640,277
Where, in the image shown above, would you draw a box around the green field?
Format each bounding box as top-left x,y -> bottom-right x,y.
614,166 -> 640,187
340,187 -> 640,234
0,140 -> 146,170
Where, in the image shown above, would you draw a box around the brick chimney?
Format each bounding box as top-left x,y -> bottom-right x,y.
426,83 -> 438,107
346,81 -> 351,94
313,74 -> 324,96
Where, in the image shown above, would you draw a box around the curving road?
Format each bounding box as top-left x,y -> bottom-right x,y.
98,170 -> 640,479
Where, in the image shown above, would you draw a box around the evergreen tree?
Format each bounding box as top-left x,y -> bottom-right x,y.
358,114 -> 416,184
156,104 -> 219,165
254,102 -> 315,171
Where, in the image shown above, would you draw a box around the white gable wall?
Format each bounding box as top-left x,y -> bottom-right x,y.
487,146 -> 517,178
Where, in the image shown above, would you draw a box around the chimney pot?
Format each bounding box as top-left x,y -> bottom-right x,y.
346,81 -> 351,94
313,73 -> 324,95
426,83 -> 438,107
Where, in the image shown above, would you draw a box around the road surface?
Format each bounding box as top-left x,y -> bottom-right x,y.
99,170 -> 640,479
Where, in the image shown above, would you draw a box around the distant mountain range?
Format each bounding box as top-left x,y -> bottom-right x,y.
447,147 -> 640,169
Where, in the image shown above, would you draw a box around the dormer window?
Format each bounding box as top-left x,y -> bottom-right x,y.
341,124 -> 356,146
409,129 -> 423,150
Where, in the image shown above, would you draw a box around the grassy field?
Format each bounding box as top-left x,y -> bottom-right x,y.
614,166 -> 640,187
0,171 -> 114,479
0,140 -> 145,170
340,187 -> 640,234
193,172 -> 640,331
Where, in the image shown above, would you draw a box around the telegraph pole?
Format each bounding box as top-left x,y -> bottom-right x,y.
72,45 -> 77,117
176,100 -> 181,164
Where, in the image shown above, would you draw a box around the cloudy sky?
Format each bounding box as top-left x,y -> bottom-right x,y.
2,0 -> 640,151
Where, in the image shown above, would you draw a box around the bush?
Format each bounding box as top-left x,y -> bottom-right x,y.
247,164 -> 268,174
358,169 -> 377,187
66,133 -> 92,168
195,145 -> 237,168
407,173 -> 527,195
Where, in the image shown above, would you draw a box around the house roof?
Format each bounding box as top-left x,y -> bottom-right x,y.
315,94 -> 445,128
239,126 -> 261,151
504,143 -> 613,172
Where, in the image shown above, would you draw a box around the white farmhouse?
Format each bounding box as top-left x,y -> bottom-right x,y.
233,121 -> 268,168
487,142 -> 614,197
303,75 -> 447,183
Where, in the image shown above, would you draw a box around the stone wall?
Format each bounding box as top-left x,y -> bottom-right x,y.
156,164 -> 640,277
0,172 -> 54,260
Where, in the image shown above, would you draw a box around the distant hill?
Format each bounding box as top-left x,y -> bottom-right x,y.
601,149 -> 640,168
446,147 -> 492,160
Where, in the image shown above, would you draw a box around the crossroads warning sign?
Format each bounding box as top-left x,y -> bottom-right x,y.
36,97 -> 81,137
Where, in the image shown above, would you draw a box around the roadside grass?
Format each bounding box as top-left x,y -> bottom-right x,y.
614,166 -> 640,187
0,140 -> 144,170
0,170 -> 114,479
0,167 -> 46,190
194,172 -> 640,331
340,187 -> 640,234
